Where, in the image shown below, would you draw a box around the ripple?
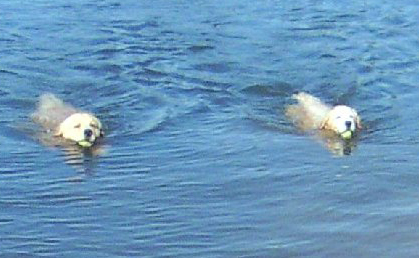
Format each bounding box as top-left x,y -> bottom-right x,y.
187,45 -> 215,53
193,62 -> 232,74
1,0 -> 419,257
241,82 -> 294,97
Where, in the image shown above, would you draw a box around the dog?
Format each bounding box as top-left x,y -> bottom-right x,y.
285,92 -> 361,155
32,93 -> 104,148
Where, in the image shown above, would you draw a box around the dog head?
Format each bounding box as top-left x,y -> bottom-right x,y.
56,113 -> 104,147
320,105 -> 361,139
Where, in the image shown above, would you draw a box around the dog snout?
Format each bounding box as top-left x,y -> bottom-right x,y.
345,121 -> 352,129
84,129 -> 93,138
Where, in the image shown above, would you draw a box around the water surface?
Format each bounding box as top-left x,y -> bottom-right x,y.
1,0 -> 419,257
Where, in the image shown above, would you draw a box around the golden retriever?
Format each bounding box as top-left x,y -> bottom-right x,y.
286,92 -> 361,155
32,93 -> 104,148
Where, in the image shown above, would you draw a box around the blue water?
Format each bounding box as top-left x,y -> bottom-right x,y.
1,0 -> 419,257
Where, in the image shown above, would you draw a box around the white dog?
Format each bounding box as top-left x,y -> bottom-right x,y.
286,92 -> 361,140
32,93 -> 104,147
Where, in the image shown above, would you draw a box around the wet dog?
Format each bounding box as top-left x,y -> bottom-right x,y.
286,92 -> 361,155
32,93 -> 104,148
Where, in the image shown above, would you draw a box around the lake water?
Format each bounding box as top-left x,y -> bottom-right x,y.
1,0 -> 419,257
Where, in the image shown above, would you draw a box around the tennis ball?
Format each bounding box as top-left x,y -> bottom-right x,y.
78,141 -> 93,148
341,131 -> 352,140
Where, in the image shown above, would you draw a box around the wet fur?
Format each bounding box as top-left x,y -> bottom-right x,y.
285,92 -> 361,155
32,93 -> 78,133
32,93 -> 103,146
286,92 -> 361,134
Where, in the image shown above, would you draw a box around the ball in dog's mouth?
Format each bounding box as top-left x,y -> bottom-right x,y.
77,140 -> 93,148
340,131 -> 353,140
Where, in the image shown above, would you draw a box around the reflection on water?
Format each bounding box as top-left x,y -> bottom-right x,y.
317,130 -> 360,156
1,0 -> 419,257
60,143 -> 107,174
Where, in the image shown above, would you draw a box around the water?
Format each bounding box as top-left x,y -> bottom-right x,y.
1,0 -> 419,257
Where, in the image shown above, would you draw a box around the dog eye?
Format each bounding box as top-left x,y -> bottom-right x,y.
74,124 -> 81,129
90,123 -> 99,129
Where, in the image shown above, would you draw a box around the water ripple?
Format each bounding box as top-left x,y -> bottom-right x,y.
1,0 -> 419,257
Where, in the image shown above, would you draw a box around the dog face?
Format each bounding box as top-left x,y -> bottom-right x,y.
56,113 -> 103,147
321,105 -> 361,137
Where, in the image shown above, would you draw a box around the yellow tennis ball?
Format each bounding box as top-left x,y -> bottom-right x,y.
78,141 -> 93,148
341,131 -> 352,140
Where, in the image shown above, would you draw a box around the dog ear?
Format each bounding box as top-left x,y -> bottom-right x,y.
320,115 -> 330,130
355,115 -> 362,129
54,129 -> 63,137
350,108 -> 362,130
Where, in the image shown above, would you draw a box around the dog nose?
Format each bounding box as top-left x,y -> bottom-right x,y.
345,121 -> 352,129
84,129 -> 93,138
